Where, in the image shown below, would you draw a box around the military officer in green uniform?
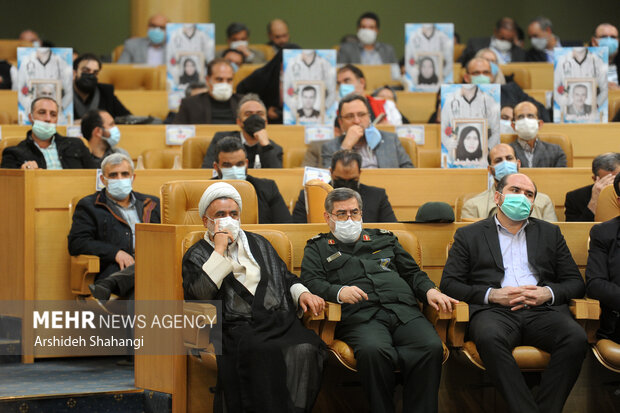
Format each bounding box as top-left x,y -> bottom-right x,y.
301,187 -> 458,413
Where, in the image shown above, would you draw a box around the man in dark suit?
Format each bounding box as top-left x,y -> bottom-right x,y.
509,101 -> 566,167
212,136 -> 291,224
525,16 -> 583,63
2,97 -> 96,169
201,94 -> 283,168
301,187 -> 457,413
73,54 -> 131,120
586,174 -> 620,343
293,149 -> 396,222
565,152 -> 620,221
441,173 -> 588,413
460,17 -> 526,64
174,58 -> 241,124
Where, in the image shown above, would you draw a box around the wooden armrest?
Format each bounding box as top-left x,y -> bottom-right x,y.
423,303 -> 453,343
571,298 -> 601,344
569,298 -> 592,320
70,254 -> 100,296
446,302 -> 470,347
182,302 -> 217,350
302,302 -> 341,346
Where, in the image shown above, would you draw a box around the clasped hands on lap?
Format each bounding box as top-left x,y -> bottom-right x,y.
489,286 -> 552,311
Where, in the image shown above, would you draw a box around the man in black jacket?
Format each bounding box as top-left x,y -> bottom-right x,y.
73,53 -> 131,120
1,97 -> 96,169
565,152 -> 620,221
459,18 -> 526,65
201,93 -> 283,168
212,136 -> 291,223
68,153 -> 160,300
293,149 -> 397,223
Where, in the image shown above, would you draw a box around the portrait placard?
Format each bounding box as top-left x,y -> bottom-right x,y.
553,47 -> 608,123
295,81 -> 325,125
283,49 -> 337,126
303,166 -> 331,185
17,47 -> 73,125
440,84 -> 500,168
405,23 -> 454,92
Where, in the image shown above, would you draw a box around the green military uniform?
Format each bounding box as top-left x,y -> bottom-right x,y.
301,228 -> 443,413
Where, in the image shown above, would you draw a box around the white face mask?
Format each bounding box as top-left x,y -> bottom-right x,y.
357,28 -> 377,45
514,118 -> 539,141
492,37 -> 512,53
531,36 -> 548,51
210,82 -> 233,102
332,218 -> 363,243
230,40 -> 249,50
208,216 -> 241,241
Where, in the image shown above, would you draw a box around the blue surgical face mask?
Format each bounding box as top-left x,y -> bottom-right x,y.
490,62 -> 499,77
220,165 -> 246,180
147,27 -> 165,45
598,37 -> 618,57
103,126 -> 121,147
32,120 -> 56,141
471,74 -> 491,85
230,62 -> 239,73
492,160 -> 518,181
106,178 -> 133,200
364,124 -> 382,150
499,193 -> 532,221
339,83 -> 356,98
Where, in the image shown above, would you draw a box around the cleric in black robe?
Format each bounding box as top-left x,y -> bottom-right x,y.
182,182 -> 327,413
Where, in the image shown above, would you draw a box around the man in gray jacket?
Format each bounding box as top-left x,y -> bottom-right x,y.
321,94 -> 413,169
337,12 -> 397,67
117,14 -> 168,65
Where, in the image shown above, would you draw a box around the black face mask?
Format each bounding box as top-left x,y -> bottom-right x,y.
242,114 -> 266,136
332,178 -> 360,191
76,73 -> 98,94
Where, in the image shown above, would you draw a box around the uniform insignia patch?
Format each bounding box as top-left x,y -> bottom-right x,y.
379,229 -> 392,235
326,251 -> 342,263
362,234 -> 371,241
328,239 -> 335,245
379,258 -> 391,271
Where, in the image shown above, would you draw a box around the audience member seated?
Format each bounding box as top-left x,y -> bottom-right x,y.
68,153 -> 160,300
321,94 -> 413,169
182,182 -> 326,412
81,109 -> 130,168
212,137 -> 291,223
460,17 -> 526,64
526,16 -> 581,63
1,97 -> 95,169
509,101 -> 566,167
73,53 -> 131,121
117,14 -> 168,65
474,48 -> 507,84
0,58 -> 15,89
586,174 -> 620,343
221,48 -> 245,72
218,22 -> 266,64
266,19 -> 300,53
565,152 -> 620,221
337,64 -> 402,125
293,150 -> 397,223
201,94 -> 283,169
19,29 -> 42,46
462,144 -> 557,221
301,187 -> 456,413
337,12 -> 398,76
500,105 -> 515,134
441,173 -> 588,413
591,23 -> 619,90
174,58 -> 240,124
371,85 -> 410,123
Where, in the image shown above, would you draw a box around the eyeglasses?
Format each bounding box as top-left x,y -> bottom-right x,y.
329,209 -> 362,221
340,112 -> 369,121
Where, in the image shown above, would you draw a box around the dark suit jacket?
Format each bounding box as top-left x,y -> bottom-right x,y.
459,37 -> 526,64
586,217 -> 620,340
440,217 -> 585,318
292,183 -> 397,223
526,39 -> 583,62
173,92 -> 241,125
1,132 -> 97,169
202,131 -> 283,169
565,184 -> 594,222
501,82 -> 551,122
74,83 -> 131,119
245,175 -> 292,224
509,139 -> 567,168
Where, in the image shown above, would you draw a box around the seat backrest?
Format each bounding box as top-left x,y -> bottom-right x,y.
594,185 -> 620,222
160,180 -> 258,224
610,95 -> 620,121
393,91 -> 436,124
358,64 -> 395,91
182,137 -> 211,169
142,148 -> 182,169
500,133 -> 573,167
500,66 -> 532,89
398,137 -> 418,166
0,39 -> 32,60
283,146 -> 307,169
304,179 -> 333,223
232,63 -> 263,89
0,137 -> 25,165
454,192 -> 480,221
182,229 -> 294,271
391,229 -> 422,267
98,64 -> 163,90
111,44 -> 124,62
417,148 -> 441,168
453,43 -> 465,62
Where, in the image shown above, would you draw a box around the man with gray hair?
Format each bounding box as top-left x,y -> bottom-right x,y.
182,182 -> 326,412
68,153 -> 160,300
201,93 -> 283,168
301,187 -> 457,412
565,152 -> 620,221
525,17 -> 583,63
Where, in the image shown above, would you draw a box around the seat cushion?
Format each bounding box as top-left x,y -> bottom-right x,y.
463,341 -> 550,372
593,339 -> 620,373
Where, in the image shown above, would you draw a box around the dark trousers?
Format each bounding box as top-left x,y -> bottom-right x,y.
468,306 -> 588,413
337,309 -> 443,413
96,264 -> 135,298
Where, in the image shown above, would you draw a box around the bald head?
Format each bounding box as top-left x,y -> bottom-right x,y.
488,143 -> 517,165
19,30 -> 40,44
148,14 -> 168,28
267,18 -> 290,47
464,58 -> 491,84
